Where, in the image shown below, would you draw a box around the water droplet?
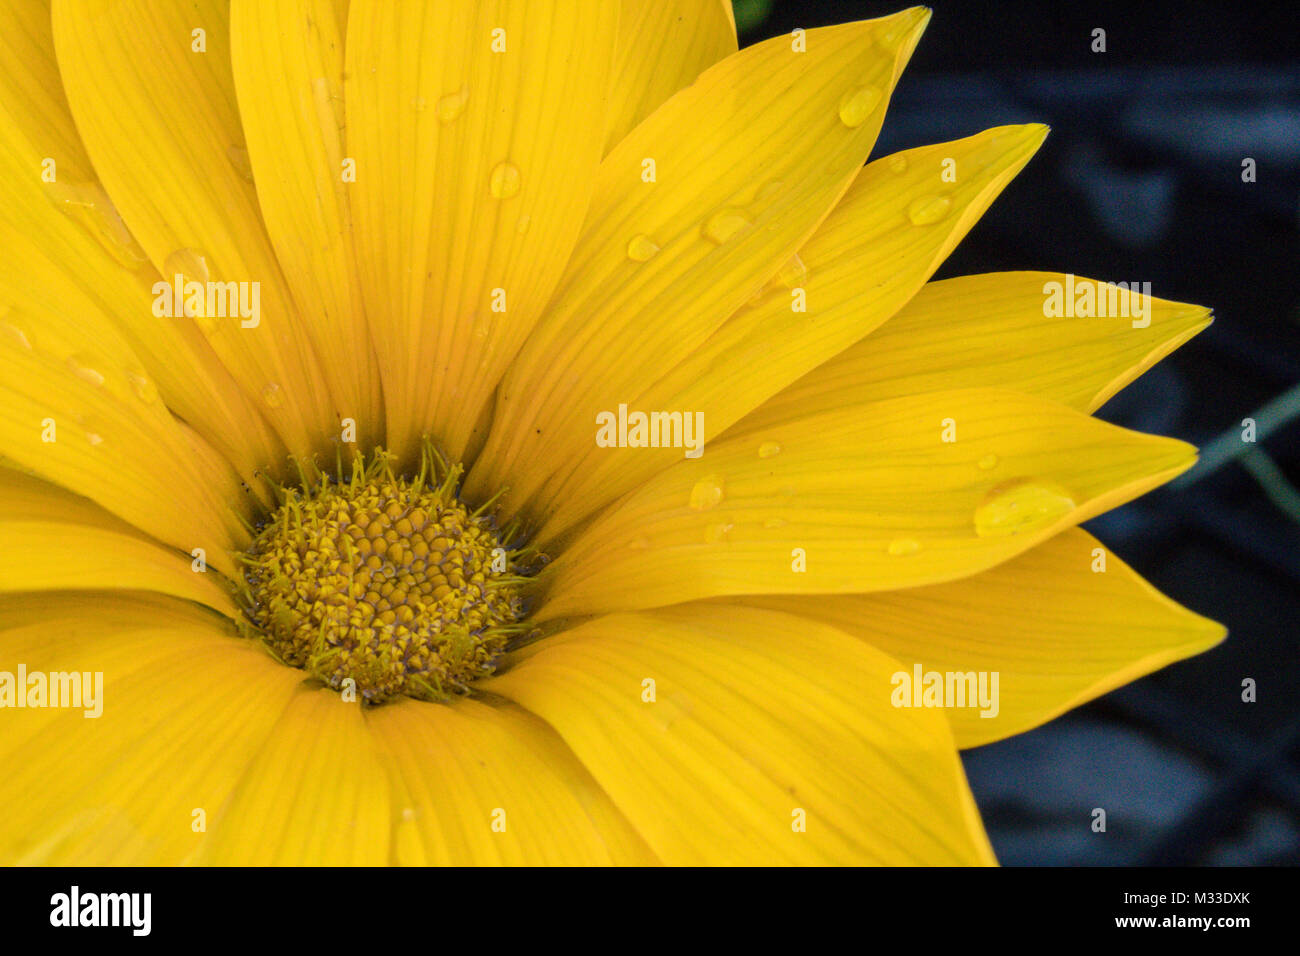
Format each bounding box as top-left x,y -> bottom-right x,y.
702,208 -> 750,245
436,86 -> 469,123
978,453 -> 999,471
887,154 -> 908,174
85,431 -> 105,447
758,441 -> 782,459
626,234 -> 660,262
262,382 -> 285,408
705,521 -> 734,543
838,85 -> 881,128
887,538 -> 921,556
973,478 -> 1076,538
1,322 -> 32,351
128,370 -> 158,404
907,195 -> 952,226
66,354 -> 106,388
516,214 -> 531,235
775,254 -> 807,290
164,247 -> 210,283
227,144 -> 254,183
689,475 -> 725,511
489,161 -> 521,199
47,181 -> 149,268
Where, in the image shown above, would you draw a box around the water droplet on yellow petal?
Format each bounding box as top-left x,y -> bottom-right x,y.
262,382 -> 285,408
516,214 -> 531,234
85,431 -> 105,447
436,86 -> 469,123
67,354 -> 106,388
128,370 -> 159,404
887,538 -> 921,556
702,208 -> 750,245
907,195 -> 952,226
1,322 -> 33,351
973,478 -> 1076,538
627,234 -> 659,262
758,441 -> 782,459
978,453 -> 999,471
689,475 -> 725,511
775,254 -> 807,289
837,85 -> 881,128
489,161 -> 521,199
227,144 -> 254,183
47,181 -> 149,268
888,154 -> 909,174
705,522 -> 734,543
164,247 -> 210,283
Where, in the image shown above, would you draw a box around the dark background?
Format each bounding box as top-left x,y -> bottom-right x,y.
737,0 -> 1300,865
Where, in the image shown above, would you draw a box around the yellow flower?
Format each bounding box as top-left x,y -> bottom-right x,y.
0,0 -> 1223,865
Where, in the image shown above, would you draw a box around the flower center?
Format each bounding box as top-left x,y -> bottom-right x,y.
238,446 -> 523,703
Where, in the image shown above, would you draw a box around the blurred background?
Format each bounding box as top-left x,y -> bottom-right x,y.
735,0 -> 1300,864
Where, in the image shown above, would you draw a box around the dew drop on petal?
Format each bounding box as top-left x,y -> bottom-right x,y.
888,154 -> 909,174
516,214 -> 531,235
887,538 -> 921,556
47,181 -> 149,268
85,431 -> 105,447
907,195 -> 952,226
705,521 -> 734,543
262,382 -> 285,408
67,354 -> 106,388
128,370 -> 159,404
436,86 -> 469,123
689,475 -> 725,511
626,234 -> 660,262
702,208 -> 750,245
978,453 -> 999,471
837,85 -> 881,128
973,478 -> 1076,538
1,322 -> 33,351
489,161 -> 521,199
227,144 -> 254,183
164,247 -> 210,283
775,254 -> 807,290
758,441 -> 782,459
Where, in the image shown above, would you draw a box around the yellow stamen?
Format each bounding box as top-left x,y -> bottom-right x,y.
238,444 -> 522,703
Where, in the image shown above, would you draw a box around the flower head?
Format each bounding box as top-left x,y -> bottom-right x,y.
0,1 -> 1222,865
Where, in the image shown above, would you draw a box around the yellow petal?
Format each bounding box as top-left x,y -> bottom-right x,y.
345,0 -> 620,463
534,126 -> 1048,543
0,594 -> 301,865
737,528 -> 1226,749
763,271 -> 1213,418
603,0 -> 737,153
465,8 -> 931,519
52,0 -> 340,461
0,468 -> 239,613
196,685 -> 392,865
486,605 -> 995,864
230,0 -> 384,446
535,388 -> 1196,620
0,0 -> 285,478
0,317 -> 253,570
367,697 -> 658,865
